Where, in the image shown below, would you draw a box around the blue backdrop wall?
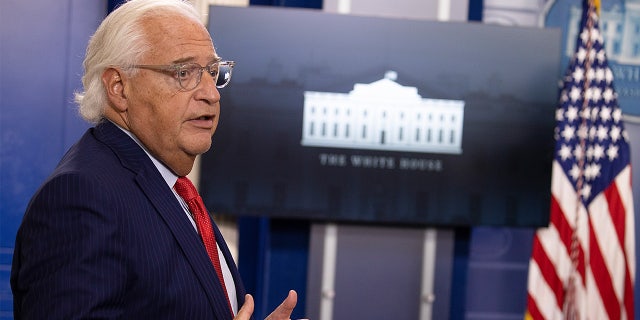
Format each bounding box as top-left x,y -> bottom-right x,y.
0,1 -> 102,318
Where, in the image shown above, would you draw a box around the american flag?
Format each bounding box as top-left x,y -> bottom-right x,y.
525,0 -> 635,319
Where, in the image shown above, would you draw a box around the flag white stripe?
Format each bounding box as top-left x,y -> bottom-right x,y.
574,271 -> 587,319
586,268 -> 610,320
551,162 -> 579,230
617,165 -> 636,281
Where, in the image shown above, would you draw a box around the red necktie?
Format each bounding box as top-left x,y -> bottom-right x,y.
174,176 -> 233,314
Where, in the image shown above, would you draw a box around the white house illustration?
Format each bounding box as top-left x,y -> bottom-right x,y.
301,71 -> 465,154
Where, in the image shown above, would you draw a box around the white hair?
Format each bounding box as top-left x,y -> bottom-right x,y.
74,0 -> 203,124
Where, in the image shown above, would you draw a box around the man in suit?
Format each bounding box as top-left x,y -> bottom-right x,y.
10,0 -> 297,319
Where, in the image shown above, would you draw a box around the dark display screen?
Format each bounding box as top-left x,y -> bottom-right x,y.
200,6 -> 562,227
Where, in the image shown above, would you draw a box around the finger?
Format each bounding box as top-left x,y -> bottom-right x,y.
265,290 -> 297,320
281,290 -> 297,312
234,294 -> 254,320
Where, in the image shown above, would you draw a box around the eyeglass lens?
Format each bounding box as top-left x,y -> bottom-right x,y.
178,62 -> 234,90
217,64 -> 232,88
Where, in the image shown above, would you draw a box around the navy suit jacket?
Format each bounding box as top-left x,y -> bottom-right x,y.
11,121 -> 247,319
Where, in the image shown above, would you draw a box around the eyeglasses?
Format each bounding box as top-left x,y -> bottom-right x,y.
131,60 -> 235,90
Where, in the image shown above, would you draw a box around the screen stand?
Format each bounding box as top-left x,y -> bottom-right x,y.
306,223 -> 454,319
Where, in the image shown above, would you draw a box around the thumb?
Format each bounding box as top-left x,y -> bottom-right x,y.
234,294 -> 254,320
265,290 -> 297,320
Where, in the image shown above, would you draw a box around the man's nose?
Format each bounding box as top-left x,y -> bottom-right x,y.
194,70 -> 221,104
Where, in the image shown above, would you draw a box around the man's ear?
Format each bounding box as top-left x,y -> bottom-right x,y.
102,68 -> 128,112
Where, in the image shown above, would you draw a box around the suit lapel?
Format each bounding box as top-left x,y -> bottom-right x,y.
212,219 -> 246,305
93,122 -> 234,319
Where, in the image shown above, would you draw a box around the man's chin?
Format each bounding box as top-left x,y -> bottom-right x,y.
189,141 -> 213,156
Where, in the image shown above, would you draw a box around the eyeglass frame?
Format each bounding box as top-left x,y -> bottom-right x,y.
129,60 -> 236,91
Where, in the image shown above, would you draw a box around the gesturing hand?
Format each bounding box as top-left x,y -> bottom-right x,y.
234,294 -> 254,320
235,290 -> 298,320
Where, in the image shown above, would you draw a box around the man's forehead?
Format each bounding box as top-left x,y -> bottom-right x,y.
141,13 -> 216,60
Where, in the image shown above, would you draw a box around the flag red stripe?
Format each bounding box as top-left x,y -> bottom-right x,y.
532,234 -> 564,309
549,192 -> 586,284
605,182 -> 626,252
625,169 -> 635,320
549,195 -> 572,255
625,268 -> 634,319
526,293 -> 544,320
589,217 -> 621,320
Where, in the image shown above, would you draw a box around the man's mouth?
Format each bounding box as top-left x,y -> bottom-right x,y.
188,115 -> 216,129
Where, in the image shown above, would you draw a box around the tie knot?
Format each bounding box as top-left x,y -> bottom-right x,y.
174,176 -> 198,201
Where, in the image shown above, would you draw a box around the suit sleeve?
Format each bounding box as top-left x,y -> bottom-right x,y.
11,172 -> 128,319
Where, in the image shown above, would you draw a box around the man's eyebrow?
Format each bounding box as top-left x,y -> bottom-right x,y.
171,56 -> 222,65
171,57 -> 196,64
